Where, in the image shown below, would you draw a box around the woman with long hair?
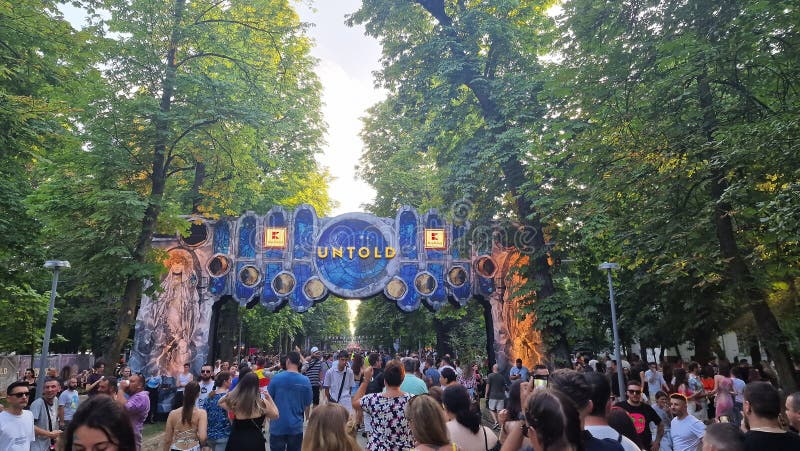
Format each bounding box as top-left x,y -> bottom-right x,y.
301,404 -> 360,451
711,361 -> 735,420
501,389 -> 584,451
443,385 -> 498,451
163,381 -> 207,451
405,393 -> 456,450
62,395 -> 136,451
219,372 -> 278,450
499,380 -> 530,448
350,352 -> 364,433
204,371 -> 232,451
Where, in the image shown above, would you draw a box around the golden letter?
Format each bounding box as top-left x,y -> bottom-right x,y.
316,247 -> 328,258
347,246 -> 356,259
358,247 -> 370,258
374,247 -> 382,258
384,247 -> 396,259
332,247 -> 343,258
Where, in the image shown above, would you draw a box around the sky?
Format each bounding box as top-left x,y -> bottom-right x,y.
61,0 -> 383,217
294,1 -> 384,216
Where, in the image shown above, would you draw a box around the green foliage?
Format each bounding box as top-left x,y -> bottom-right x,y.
0,283 -> 53,353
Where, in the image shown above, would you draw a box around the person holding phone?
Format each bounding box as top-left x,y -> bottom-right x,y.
532,365 -> 550,390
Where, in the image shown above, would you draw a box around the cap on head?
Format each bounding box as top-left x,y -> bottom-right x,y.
310,346 -> 319,354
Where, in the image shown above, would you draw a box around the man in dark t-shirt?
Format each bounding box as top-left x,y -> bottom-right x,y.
743,382 -> 800,451
485,364 -> 506,428
614,381 -> 663,449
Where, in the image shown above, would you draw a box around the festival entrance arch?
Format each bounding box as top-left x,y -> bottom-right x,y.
129,205 -> 543,376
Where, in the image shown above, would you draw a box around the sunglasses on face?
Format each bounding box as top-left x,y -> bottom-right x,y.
201,370 -> 211,373
9,392 -> 29,398
628,389 -> 642,394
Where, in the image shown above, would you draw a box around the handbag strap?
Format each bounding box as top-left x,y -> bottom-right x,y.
483,425 -> 488,451
336,369 -> 348,402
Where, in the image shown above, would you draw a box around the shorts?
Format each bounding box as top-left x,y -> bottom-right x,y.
312,385 -> 320,405
488,398 -> 505,411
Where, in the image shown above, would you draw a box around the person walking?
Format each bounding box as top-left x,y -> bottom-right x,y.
197,364 -> 215,409
203,372 -> 232,451
116,374 -> 150,450
301,404 -> 360,451
668,393 -> 705,451
614,380 -> 664,451
405,393 -> 455,451
0,381 -> 35,451
485,364 -> 506,430
443,384 -> 499,451
58,377 -> 81,431
219,372 -> 278,450
323,351 -> 356,413
174,363 -> 194,410
163,381 -> 207,451
268,351 -> 312,451
711,361 -> 735,421
353,359 -> 414,450
30,377 -> 61,451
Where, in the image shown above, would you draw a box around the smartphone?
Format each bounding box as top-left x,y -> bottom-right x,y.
533,378 -> 548,389
719,415 -> 730,423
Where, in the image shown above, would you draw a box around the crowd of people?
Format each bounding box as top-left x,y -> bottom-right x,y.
2,350 -> 800,451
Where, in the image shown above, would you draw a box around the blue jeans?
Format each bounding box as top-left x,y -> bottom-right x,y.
269,433 -> 303,451
207,438 -> 228,451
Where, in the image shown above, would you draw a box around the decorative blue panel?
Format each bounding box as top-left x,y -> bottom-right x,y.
260,262 -> 284,311
425,263 -> 447,310
452,223 -> 466,259
289,263 -> 314,312
213,221 -> 230,254
234,262 -> 258,303
238,216 -> 257,258
398,209 -> 418,259
394,263 -> 421,312
293,207 -> 316,259
209,276 -> 226,295
448,263 -> 471,306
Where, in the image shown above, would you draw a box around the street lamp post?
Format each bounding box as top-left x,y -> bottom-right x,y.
599,262 -> 626,402
38,260 -> 70,392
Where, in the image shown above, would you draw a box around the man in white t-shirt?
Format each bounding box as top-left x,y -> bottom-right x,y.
0,381 -> 35,451
323,351 -> 355,412
670,393 -> 705,451
197,364 -> 215,408
643,362 -> 669,401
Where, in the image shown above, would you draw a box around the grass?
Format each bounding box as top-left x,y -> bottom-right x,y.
142,421 -> 165,439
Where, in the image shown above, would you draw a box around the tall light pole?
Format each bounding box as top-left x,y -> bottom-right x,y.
599,262 -> 626,402
38,260 -> 70,392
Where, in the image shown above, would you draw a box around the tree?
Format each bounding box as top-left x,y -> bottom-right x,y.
551,0 -> 800,388
350,0 -> 563,356
27,0 -> 328,363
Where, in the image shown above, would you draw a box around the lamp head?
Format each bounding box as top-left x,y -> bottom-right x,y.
44,260 -> 71,270
598,262 -> 619,270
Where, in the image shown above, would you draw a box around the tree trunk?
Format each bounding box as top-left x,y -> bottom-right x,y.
696,68 -> 798,391
106,0 -> 186,372
693,330 -> 713,364
413,1 -> 558,361
433,317 -> 453,358
189,161 -> 206,214
478,296 -> 496,367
